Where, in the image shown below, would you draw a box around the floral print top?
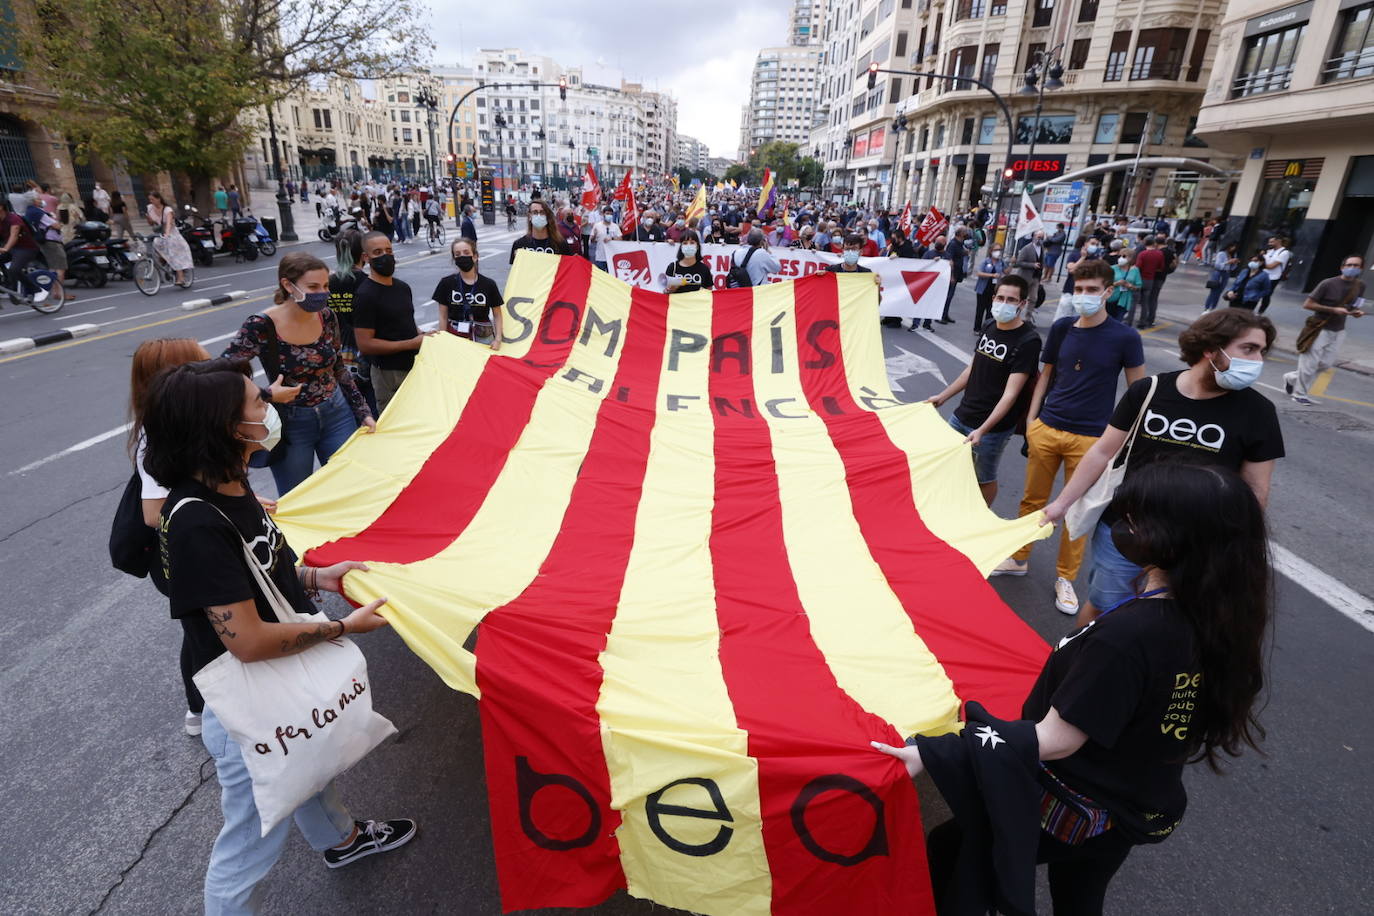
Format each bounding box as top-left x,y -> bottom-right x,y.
223,309 -> 371,422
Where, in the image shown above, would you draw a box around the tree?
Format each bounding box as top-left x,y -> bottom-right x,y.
748,141 -> 803,184
796,157 -> 824,190
24,0 -> 430,200
723,163 -> 756,186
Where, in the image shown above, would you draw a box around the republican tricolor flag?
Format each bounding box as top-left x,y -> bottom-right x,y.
757,168 -> 776,214
275,254 -> 1051,916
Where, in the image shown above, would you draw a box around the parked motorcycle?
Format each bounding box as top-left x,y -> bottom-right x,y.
317,206 -> 362,242
104,236 -> 139,282
63,221 -> 112,288
180,206 -> 218,267
246,212 -> 277,257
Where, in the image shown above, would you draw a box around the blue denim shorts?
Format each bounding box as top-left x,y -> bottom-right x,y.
1087,518 -> 1145,610
947,414 -> 1014,485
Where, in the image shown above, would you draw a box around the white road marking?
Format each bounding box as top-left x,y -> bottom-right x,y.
907,326 -> 973,363
10,423 -> 131,474
1271,544 -> 1374,634
50,307 -> 115,321
886,343 -> 947,391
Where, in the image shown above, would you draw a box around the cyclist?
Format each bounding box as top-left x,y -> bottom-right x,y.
504,196 -> 517,231
423,195 -> 443,237
0,197 -> 51,303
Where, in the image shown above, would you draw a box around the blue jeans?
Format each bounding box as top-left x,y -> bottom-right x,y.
1203,282 -> 1225,311
947,414 -> 1014,485
1086,518 -> 1144,610
271,386 -> 358,496
201,706 -> 352,915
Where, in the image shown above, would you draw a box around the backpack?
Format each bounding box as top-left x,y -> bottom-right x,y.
726,246 -> 757,288
109,470 -> 169,595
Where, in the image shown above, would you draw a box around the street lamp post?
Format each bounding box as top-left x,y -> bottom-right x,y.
264,104 -> 299,241
1017,45 -> 1066,197
886,113 -> 908,211
416,86 -> 441,190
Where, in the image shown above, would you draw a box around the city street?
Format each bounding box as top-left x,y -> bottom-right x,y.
2,218 -> 1372,915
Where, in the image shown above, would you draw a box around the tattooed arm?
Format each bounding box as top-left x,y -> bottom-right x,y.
204,596 -> 391,662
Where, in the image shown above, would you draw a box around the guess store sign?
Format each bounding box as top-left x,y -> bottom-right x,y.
1008,156 -> 1066,178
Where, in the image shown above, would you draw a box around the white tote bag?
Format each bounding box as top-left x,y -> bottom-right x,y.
170,499 -> 397,836
1064,376 -> 1158,541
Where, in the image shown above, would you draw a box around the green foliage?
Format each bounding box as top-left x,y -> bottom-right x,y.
23,0 -> 431,185
723,163 -> 755,186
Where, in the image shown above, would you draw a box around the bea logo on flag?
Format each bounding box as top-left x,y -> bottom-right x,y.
612,251 -> 653,288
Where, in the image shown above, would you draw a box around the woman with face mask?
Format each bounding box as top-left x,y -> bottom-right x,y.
223,252 -> 374,495
434,237 -> 504,348
973,245 -> 1007,330
1222,252 -> 1273,311
509,199 -> 571,264
1107,250 -> 1142,324
142,359 -> 415,911
663,230 -> 711,294
1043,307 -> 1283,624
876,461 -> 1272,916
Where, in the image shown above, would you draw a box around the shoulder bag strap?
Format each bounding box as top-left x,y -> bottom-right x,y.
1113,375 -> 1159,470
742,246 -> 757,268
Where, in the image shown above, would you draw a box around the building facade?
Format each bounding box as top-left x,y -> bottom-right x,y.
677,134 -> 710,173
813,0 -> 1239,221
1194,0 -> 1374,290
740,45 -> 821,159
790,0 -> 826,45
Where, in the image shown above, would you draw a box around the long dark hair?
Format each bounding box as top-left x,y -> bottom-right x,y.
1110,462 -> 1271,770
142,358 -> 255,490
525,199 -> 569,254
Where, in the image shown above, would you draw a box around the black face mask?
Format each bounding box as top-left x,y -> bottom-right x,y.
454,255 -> 475,272
1110,519 -> 1154,568
369,253 -> 395,277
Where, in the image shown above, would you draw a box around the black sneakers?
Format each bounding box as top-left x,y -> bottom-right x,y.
323,819 -> 418,869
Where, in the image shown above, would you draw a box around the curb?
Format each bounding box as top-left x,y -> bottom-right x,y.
0,323 -> 100,354
181,290 -> 250,311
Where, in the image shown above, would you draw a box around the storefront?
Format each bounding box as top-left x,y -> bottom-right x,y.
1244,157 -> 1321,255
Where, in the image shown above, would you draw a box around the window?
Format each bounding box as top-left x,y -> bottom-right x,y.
981,43 -> 1000,84
397,91 -> 410,103
896,31 -> 908,57
1104,31 -> 1131,81
915,27 -> 927,63
956,0 -> 985,20
1183,116 -> 1207,148
1078,0 -> 1098,22
951,44 -> 978,82
402,128 -> 413,142
856,50 -> 871,78
889,77 -> 903,102
1015,114 -> 1074,144
961,117 -> 975,144
312,109 -> 321,129
1131,28 -> 1189,79
1233,23 -> 1306,96
400,110 -> 411,122
1069,38 -> 1091,69
1325,2 -> 1374,81
1151,113 -> 1168,144
1094,112 -> 1120,143
1033,0 -> 1054,28
1121,111 -> 1148,143
919,126 -> 929,150
1186,30 -> 1211,81
978,115 -> 997,144
322,110 -> 331,129
1025,42 -> 1046,73
990,0 -> 1006,13
933,122 -> 945,148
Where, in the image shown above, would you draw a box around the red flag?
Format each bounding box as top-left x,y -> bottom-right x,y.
899,201 -> 913,234
612,172 -> 638,235
580,165 -> 601,211
915,206 -> 948,246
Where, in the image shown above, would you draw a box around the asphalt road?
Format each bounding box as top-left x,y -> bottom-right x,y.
1,222 -> 1371,915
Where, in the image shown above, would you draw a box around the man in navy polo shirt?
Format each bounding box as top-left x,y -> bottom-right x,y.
992,258 -> 1145,618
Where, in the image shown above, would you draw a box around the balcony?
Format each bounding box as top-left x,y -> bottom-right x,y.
1323,47 -> 1374,82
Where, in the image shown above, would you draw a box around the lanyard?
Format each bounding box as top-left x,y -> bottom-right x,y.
452,274 -> 476,320
1099,587 -> 1168,618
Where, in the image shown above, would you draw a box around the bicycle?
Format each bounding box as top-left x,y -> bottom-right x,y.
0,254 -> 64,314
131,234 -> 194,296
426,218 -> 446,253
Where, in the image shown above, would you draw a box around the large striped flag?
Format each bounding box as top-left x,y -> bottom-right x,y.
685,183 -> 707,224
757,168 -> 776,214
275,253 -> 1052,916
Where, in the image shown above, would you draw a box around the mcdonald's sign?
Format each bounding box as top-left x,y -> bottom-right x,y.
1284,161 -> 1303,177
1263,158 -> 1324,180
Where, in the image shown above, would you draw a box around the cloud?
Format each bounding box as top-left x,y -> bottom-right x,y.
428,0 -> 790,159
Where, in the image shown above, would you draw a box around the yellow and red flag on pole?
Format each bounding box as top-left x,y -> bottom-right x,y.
275,253 -> 1051,916
685,184 -> 707,224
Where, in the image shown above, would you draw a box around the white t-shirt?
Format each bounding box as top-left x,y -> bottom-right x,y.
1264,247 -> 1290,281
590,220 -> 621,262
136,434 -> 169,500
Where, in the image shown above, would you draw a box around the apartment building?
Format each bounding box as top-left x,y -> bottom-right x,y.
1194,0 -> 1374,289
814,0 -> 1239,219
790,0 -> 826,45
740,45 -> 822,159
677,134 -> 711,173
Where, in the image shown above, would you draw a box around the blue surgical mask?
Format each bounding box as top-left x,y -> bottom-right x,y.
681,244 -> 698,257
1086,244 -> 1101,254
1072,292 -> 1104,317
991,302 -> 1020,324
1211,351 -> 1263,390
1342,266 -> 1362,279
531,214 -> 548,229
843,249 -> 860,265
1247,261 -> 1260,270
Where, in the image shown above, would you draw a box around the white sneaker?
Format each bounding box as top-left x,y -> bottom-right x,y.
1054,577 -> 1079,615
32,289 -> 48,303
991,558 -> 1028,577
184,710 -> 203,737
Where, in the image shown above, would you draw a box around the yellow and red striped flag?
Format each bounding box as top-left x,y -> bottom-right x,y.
275,253 -> 1051,916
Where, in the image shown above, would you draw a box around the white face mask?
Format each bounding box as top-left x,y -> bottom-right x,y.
991,301 -> 1021,324
1072,292 -> 1105,317
681,244 -> 698,257
643,217 -> 655,226
530,214 -> 548,229
240,404 -> 282,451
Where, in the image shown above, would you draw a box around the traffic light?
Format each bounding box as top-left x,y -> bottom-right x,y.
867,62 -> 879,90
1003,167 -> 1015,181
558,77 -> 567,101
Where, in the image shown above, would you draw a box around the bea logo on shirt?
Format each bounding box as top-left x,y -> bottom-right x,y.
1142,408 -> 1225,450
976,334 -> 1008,362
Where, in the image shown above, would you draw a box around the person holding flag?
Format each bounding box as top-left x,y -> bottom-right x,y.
613,170 -> 639,239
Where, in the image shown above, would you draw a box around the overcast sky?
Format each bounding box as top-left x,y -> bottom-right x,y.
428,0 -> 790,160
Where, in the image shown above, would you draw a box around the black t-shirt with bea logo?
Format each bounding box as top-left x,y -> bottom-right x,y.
509,234 -> 563,264
1109,371 -> 1285,477
430,272 -> 504,326
954,323 -> 1041,432
1022,597 -> 1200,842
